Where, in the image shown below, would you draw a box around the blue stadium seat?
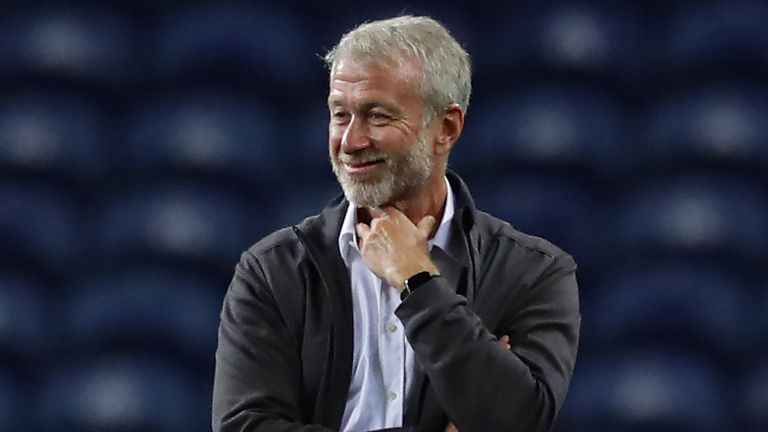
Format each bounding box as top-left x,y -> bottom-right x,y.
615,175 -> 768,264
664,1 -> 768,71
96,182 -> 262,269
588,262 -> 751,356
559,351 -> 733,431
0,6 -> 134,82
123,90 -> 279,183
0,91 -> 107,181
744,361 -> 768,432
294,102 -> 338,176
65,267 -> 222,363
755,281 -> 768,353
151,3 -> 315,88
0,271 -> 54,365
273,181 -> 342,229
40,356 -> 207,431
474,3 -> 644,78
471,174 -> 602,266
643,85 -> 768,168
0,369 -> 27,431
456,86 -> 626,177
0,182 -> 83,270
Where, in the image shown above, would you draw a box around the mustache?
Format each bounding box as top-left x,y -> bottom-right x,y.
335,151 -> 389,164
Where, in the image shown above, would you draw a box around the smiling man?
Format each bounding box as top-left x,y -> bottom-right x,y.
213,16 -> 580,432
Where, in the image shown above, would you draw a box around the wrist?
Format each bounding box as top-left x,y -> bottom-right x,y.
394,262 -> 440,291
401,271 -> 438,301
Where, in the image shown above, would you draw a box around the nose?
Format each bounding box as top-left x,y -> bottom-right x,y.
340,115 -> 371,154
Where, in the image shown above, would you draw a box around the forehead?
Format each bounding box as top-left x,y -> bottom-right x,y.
328,58 -> 422,108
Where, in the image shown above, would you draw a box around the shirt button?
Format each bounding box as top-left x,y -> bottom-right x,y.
385,322 -> 398,333
387,391 -> 397,401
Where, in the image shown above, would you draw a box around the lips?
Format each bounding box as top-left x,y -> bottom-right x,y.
344,159 -> 385,174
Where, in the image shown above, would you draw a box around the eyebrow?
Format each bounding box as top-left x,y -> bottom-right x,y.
327,98 -> 399,114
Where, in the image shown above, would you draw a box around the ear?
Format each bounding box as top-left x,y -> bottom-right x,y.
433,103 -> 465,156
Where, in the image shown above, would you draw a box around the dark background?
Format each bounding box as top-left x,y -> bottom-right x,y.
0,0 -> 767,431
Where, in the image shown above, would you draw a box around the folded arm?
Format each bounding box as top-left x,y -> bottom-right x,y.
396,253 -> 580,432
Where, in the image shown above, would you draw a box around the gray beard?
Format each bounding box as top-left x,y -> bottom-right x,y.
331,133 -> 433,208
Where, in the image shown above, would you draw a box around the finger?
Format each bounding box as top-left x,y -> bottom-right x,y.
444,422 -> 459,432
500,335 -> 511,350
355,223 -> 371,243
370,207 -> 387,219
417,215 -> 437,239
381,206 -> 408,222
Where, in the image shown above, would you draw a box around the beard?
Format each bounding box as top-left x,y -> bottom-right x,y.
330,132 -> 434,208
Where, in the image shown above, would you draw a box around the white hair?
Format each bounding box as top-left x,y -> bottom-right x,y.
324,15 -> 472,121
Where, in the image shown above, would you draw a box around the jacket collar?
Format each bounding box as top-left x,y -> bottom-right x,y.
302,169 -> 477,265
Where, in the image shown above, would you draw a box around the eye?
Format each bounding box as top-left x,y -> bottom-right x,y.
369,111 -> 392,124
330,110 -> 350,123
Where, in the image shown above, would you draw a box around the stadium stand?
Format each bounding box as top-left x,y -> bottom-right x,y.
0,0 -> 764,429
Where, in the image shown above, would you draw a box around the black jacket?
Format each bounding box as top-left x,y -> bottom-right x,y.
212,171 -> 580,432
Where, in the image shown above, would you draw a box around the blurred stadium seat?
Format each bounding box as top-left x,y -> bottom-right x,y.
273,182 -> 343,229
41,356 -> 208,432
150,2 -> 316,90
0,182 -> 84,271
744,361 -> 768,432
457,86 -> 626,177
0,270 -> 54,365
65,267 -> 222,366
123,90 -> 279,184
474,3 -> 644,79
96,182 -> 262,270
615,175 -> 768,265
559,351 -> 733,431
294,103 -> 335,176
756,280 -> 768,353
471,174 -> 602,267
588,262 -> 751,357
0,369 -> 25,431
0,1 -> 765,429
0,6 -> 134,83
642,85 -> 768,170
0,90 -> 107,182
663,0 -> 768,72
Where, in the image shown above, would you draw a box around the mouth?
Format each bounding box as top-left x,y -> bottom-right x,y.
343,159 -> 385,174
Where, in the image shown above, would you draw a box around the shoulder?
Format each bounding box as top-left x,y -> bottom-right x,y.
469,210 -> 579,315
244,226 -> 301,258
240,214 -> 321,265
473,210 -> 576,271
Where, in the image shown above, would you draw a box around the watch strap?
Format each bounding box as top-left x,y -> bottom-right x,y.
401,271 -> 435,301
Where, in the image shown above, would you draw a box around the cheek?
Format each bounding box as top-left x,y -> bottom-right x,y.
328,125 -> 342,153
373,128 -> 413,152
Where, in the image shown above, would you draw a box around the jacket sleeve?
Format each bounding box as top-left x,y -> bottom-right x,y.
212,251 -> 335,432
395,252 -> 580,432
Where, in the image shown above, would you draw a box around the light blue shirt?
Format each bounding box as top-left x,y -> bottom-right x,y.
338,177 -> 455,432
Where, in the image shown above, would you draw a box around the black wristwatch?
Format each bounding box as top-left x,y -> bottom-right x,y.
401,271 -> 436,301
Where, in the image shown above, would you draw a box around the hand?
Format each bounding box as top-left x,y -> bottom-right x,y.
444,335 -> 511,432
355,207 -> 439,291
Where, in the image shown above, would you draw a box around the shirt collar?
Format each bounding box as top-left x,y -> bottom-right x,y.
338,176 -> 456,266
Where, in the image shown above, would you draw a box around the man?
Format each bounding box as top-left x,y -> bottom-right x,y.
213,16 -> 580,432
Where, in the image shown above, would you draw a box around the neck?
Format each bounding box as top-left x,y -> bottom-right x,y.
357,170 -> 447,238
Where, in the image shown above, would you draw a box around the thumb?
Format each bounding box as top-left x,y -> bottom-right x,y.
417,215 -> 437,239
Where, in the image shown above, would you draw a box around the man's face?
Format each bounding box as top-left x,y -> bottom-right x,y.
328,58 -> 434,208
